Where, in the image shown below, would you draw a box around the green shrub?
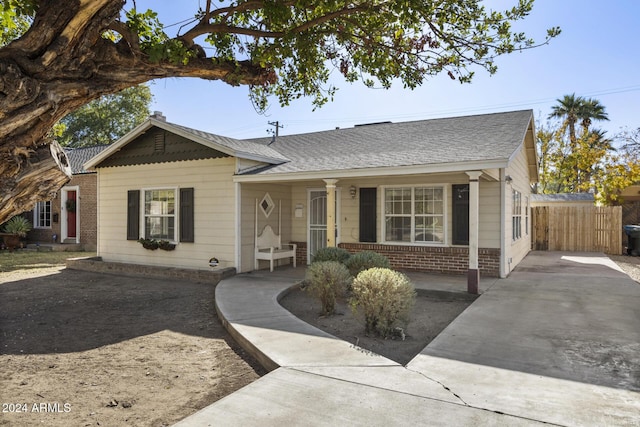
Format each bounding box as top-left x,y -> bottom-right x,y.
349,268 -> 416,338
345,251 -> 391,277
305,261 -> 353,315
2,216 -> 32,237
312,247 -> 351,264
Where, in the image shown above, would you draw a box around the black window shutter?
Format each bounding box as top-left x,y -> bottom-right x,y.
452,184 -> 469,245
127,190 -> 140,240
180,188 -> 194,242
359,188 -> 377,242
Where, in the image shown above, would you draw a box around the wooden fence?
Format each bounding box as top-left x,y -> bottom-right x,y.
532,206 -> 622,254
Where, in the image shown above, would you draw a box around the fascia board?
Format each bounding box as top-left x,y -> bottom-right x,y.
233,159 -> 508,183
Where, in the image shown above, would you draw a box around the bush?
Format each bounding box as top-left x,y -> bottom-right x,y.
312,247 -> 351,264
305,261 -> 353,315
345,251 -> 391,277
2,216 -> 32,237
349,268 -> 416,338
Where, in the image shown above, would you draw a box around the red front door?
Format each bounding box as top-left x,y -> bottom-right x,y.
67,191 -> 77,238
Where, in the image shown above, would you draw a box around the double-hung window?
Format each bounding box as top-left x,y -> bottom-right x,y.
34,201 -> 52,228
144,189 -> 176,241
384,186 -> 444,244
512,190 -> 522,241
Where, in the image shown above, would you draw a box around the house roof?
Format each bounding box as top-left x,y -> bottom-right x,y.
84,117 -> 288,170
241,109 -> 535,178
86,110 -> 537,180
531,193 -> 595,203
65,145 -> 110,174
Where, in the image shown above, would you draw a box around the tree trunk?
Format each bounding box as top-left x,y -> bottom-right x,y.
0,0 -> 271,224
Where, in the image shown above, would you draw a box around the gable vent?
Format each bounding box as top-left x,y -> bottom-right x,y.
154,132 -> 165,153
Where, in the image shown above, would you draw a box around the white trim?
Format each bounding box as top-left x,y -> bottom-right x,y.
306,187 -> 342,263
234,182 -> 241,270
84,118 -> 286,170
380,184 -> 448,246
233,159 -> 509,183
500,168 -> 507,278
61,186 -> 80,242
33,200 -> 52,229
141,187 -> 179,243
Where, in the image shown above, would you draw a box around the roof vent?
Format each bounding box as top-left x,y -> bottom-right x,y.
151,111 -> 166,121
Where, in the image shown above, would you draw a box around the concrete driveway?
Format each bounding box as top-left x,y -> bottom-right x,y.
177,251 -> 640,426
409,251 -> 640,425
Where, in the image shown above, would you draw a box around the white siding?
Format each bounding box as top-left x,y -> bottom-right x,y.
97,158 -> 236,270
288,173 -> 501,250
239,184 -> 292,272
505,145 -> 533,274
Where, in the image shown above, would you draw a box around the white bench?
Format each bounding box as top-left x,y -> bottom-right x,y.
255,225 -> 297,272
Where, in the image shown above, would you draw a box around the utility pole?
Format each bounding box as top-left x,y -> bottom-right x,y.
267,121 -> 283,138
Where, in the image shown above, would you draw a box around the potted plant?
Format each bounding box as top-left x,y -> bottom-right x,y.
138,238 -> 159,250
1,216 -> 32,250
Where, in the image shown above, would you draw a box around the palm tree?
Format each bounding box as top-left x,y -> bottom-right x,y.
578,98 -> 609,132
548,93 -> 584,150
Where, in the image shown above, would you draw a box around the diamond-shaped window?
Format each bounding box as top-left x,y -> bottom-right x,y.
260,193 -> 275,218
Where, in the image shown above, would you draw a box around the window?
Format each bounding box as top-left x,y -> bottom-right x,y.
34,201 -> 52,228
512,190 -> 522,241
384,186 -> 444,244
525,196 -> 530,235
144,189 -> 176,241
127,188 -> 194,242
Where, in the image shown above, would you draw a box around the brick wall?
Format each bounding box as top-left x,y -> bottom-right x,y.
73,174 -> 98,251
339,243 -> 500,277
292,241 -> 500,277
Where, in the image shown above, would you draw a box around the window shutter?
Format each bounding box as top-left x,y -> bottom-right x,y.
127,190 -> 140,240
359,188 -> 377,242
452,184 -> 469,245
180,188 -> 194,242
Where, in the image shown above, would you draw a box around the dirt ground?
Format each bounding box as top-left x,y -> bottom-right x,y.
280,255 -> 640,366
0,267 -> 266,427
280,287 -> 476,365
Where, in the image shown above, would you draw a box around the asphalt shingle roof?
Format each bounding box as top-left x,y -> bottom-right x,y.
531,193 -> 595,202
65,145 -> 110,174
169,122 -> 289,163
244,110 -> 533,175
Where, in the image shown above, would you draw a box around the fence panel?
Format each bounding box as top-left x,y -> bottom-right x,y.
532,205 -> 622,254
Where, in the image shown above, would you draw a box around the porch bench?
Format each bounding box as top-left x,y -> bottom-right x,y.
255,225 -> 297,272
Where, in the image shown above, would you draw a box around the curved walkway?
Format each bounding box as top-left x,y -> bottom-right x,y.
175,252 -> 640,426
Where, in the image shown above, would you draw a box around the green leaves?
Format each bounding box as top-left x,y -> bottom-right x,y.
58,85 -> 152,147
173,0 -> 559,109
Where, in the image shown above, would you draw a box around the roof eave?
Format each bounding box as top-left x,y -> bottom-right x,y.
233,159 -> 508,183
84,118 -> 287,170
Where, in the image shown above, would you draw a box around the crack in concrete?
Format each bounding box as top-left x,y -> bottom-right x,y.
405,366 -> 469,407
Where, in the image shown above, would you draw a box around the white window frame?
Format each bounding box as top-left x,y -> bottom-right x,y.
512,189 -> 522,241
525,195 -> 530,236
381,185 -> 447,245
142,187 -> 178,242
34,201 -> 52,228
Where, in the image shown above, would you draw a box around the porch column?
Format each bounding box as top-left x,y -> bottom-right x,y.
324,179 -> 338,247
466,171 -> 482,294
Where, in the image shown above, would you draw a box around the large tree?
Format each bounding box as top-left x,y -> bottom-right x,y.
58,84 -> 152,147
0,0 -> 559,223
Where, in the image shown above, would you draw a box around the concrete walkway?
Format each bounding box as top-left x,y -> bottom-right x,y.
175,252 -> 640,426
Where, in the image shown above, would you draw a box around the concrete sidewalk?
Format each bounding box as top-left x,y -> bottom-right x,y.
175,252 -> 640,426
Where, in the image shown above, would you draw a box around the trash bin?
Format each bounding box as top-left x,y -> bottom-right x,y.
623,225 -> 640,256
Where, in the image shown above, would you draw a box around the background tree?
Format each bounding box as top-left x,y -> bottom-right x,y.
58,84 -> 152,147
537,96 -> 638,203
0,0 -> 559,223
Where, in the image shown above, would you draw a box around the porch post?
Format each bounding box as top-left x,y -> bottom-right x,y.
324,179 -> 338,247
466,171 -> 482,294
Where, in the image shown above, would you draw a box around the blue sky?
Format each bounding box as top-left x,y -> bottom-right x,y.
140,1 -> 640,140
